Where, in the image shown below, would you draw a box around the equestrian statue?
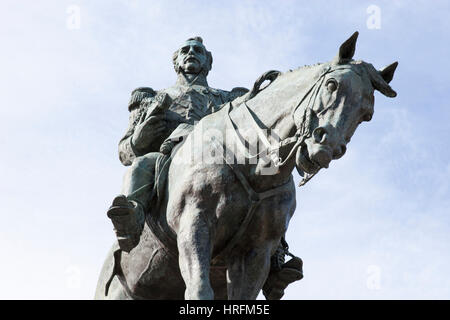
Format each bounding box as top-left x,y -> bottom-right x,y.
95,32 -> 398,300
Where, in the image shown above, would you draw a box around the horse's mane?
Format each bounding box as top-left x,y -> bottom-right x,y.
273,59 -> 396,98
288,62 -> 324,73
282,60 -> 367,76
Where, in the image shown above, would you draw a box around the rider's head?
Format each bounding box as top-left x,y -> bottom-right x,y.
172,37 -> 213,77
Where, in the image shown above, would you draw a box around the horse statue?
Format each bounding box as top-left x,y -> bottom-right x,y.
95,32 -> 398,300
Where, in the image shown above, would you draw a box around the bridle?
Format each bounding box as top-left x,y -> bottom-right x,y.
226,64 -> 336,185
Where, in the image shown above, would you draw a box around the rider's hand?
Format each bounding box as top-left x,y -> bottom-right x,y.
132,114 -> 166,151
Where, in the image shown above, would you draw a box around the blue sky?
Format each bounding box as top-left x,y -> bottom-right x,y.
0,0 -> 449,299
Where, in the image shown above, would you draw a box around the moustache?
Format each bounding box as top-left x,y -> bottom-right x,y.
184,55 -> 199,63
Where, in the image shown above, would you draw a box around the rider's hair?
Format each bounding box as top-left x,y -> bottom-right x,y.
172,36 -> 213,77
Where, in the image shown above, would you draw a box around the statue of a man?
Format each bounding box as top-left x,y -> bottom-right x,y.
108,37 -> 249,252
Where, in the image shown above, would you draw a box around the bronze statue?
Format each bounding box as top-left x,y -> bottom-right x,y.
95,32 -> 397,300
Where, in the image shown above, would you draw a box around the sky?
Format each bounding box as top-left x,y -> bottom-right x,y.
0,0 -> 449,299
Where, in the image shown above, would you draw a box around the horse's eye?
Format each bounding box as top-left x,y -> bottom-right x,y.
326,79 -> 338,92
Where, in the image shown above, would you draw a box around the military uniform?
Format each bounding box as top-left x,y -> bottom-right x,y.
119,84 -> 249,166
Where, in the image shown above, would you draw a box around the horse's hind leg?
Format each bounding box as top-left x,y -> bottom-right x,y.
177,206 -> 214,300
227,246 -> 272,300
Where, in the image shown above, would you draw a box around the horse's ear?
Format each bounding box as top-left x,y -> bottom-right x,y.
334,31 -> 359,64
379,61 -> 398,84
364,63 -> 397,98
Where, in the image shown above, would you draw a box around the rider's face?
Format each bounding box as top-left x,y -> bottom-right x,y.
176,41 -> 208,74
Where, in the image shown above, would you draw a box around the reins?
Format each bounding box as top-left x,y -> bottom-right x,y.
226,65 -> 334,185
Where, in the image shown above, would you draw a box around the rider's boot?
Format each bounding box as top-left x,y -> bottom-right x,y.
263,238 -> 304,300
108,153 -> 159,252
107,195 -> 145,252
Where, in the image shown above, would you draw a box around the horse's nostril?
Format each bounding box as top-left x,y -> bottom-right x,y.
313,127 -> 328,144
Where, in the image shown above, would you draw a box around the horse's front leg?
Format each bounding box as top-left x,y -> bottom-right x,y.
227,245 -> 273,300
177,204 -> 214,300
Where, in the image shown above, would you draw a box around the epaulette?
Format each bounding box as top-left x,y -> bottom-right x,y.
229,87 -> 250,100
128,87 -> 156,111
230,87 -> 250,96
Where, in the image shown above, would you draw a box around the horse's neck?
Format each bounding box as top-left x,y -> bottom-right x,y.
229,65 -> 322,189
243,65 -> 321,139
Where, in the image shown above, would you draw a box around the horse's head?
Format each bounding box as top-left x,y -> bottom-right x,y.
294,32 -> 398,175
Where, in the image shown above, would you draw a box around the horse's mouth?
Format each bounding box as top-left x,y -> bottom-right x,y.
296,143 -> 321,174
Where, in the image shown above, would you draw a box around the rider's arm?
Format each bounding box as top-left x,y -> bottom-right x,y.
118,87 -> 156,166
